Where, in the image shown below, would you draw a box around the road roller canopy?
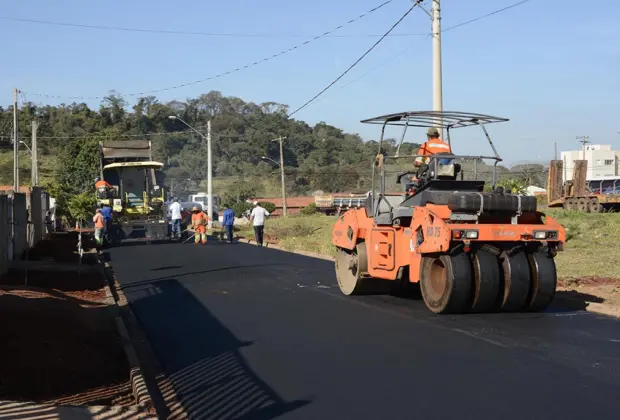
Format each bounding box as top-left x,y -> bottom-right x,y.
360,111 -> 509,129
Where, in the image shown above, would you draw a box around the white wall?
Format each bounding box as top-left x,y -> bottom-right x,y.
560,144 -> 618,182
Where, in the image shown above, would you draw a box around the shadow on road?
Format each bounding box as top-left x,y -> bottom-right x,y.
119,276 -> 311,419
554,289 -> 605,311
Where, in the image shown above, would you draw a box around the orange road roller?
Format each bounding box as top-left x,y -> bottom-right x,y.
332,111 -> 566,314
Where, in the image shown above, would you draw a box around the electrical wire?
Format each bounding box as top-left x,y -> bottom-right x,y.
287,1 -> 422,118
295,0 -> 534,106
21,0 -> 397,100
0,14 -> 428,38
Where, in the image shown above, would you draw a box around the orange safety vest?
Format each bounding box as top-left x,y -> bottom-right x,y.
191,211 -> 210,227
93,212 -> 104,228
95,180 -> 111,189
415,139 -> 452,165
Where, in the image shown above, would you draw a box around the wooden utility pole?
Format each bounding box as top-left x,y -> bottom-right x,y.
31,121 -> 39,186
12,88 -> 19,191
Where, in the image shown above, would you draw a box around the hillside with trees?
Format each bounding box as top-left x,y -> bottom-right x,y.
1,90 -> 538,221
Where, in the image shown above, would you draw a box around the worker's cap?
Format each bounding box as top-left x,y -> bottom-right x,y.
191,206 -> 201,212
427,127 -> 440,137
96,208 -> 102,212
94,177 -> 100,181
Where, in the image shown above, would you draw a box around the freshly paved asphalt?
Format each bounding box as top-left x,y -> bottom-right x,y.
107,239 -> 620,420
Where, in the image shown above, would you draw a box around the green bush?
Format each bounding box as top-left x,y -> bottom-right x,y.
259,201 -> 277,213
232,201 -> 253,216
300,203 -> 319,216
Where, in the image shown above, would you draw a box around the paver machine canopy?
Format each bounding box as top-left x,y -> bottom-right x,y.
332,111 -> 566,314
97,140 -> 168,242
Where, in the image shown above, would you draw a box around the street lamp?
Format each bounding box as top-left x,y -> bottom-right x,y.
169,115 -> 213,228
19,141 -> 32,154
262,150 -> 287,217
261,156 -> 279,166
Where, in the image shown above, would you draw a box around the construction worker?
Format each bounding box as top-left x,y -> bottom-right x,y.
100,202 -> 113,242
250,201 -> 270,247
222,205 -> 235,244
169,198 -> 183,239
414,127 -> 452,167
189,206 -> 210,244
93,209 -> 105,246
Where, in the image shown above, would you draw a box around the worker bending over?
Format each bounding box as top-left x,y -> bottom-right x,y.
190,206 -> 210,244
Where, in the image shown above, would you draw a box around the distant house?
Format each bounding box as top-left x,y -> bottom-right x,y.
250,197 -> 314,216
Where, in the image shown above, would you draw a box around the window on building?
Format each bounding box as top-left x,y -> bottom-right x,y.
604,160 -> 614,166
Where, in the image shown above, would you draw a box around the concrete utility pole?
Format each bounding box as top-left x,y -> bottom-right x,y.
167,115 -> 213,228
31,121 -> 39,186
207,120 -> 213,228
12,88 -> 19,191
272,136 -> 288,217
431,0 -> 443,133
576,135 -> 590,160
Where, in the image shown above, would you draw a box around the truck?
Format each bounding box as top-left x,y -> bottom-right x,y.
315,192 -> 369,215
189,193 -> 221,220
546,159 -> 620,212
96,140 -> 168,244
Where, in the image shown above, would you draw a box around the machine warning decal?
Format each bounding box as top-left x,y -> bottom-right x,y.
426,226 -> 441,237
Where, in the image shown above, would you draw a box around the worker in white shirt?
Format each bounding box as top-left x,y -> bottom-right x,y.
249,201 -> 270,247
169,198 -> 183,240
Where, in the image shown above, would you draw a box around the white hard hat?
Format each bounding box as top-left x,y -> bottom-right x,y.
253,201 -> 258,206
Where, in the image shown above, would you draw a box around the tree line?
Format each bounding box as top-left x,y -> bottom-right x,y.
0,90 -> 546,221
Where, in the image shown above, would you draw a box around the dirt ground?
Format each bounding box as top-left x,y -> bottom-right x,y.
0,235 -> 135,406
556,277 -> 620,317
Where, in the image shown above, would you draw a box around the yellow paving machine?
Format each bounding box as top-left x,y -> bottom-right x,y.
96,140 -> 168,244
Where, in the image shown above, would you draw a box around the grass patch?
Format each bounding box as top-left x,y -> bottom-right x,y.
547,209 -> 620,279
237,208 -> 620,281
236,214 -> 337,256
0,151 -> 57,186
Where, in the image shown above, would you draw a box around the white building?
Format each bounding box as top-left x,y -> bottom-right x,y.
560,144 -> 620,182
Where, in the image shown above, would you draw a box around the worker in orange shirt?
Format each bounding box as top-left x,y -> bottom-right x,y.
93,208 -> 105,246
414,127 -> 452,168
190,206 -> 210,244
95,177 -> 111,189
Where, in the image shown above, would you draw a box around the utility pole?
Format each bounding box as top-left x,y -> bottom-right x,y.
554,141 -> 557,160
12,88 -> 19,191
207,120 -> 213,228
431,0 -> 443,133
273,136 -> 288,216
31,121 -> 39,186
576,135 -> 590,160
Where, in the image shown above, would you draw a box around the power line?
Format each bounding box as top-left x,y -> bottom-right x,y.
21,0 -> 397,100
287,1 -> 422,118
0,14 -> 428,38
308,0 -> 534,105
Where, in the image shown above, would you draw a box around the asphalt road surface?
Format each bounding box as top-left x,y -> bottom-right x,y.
107,239 -> 620,420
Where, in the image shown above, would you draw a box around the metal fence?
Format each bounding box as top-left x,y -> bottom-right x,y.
0,188 -> 50,276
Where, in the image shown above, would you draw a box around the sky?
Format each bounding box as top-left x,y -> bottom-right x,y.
1,0 -> 619,166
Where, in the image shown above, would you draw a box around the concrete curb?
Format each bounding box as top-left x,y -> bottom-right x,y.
96,253 -> 155,411
0,400 -> 155,419
239,237 -> 620,319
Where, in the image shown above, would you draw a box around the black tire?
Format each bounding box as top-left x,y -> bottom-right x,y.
471,249 -> 502,313
420,251 -> 473,314
499,251 -> 531,312
563,198 -> 576,211
577,198 -> 588,212
588,198 -> 603,213
526,251 -> 557,312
